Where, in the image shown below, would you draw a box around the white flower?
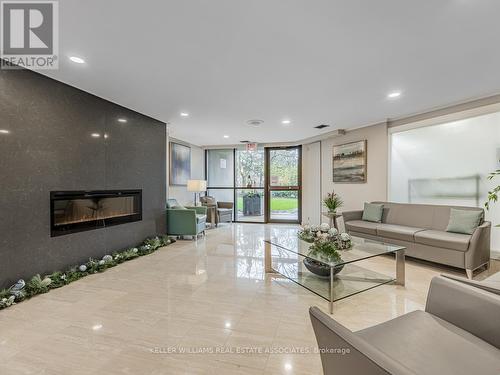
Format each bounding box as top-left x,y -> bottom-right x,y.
302,224 -> 311,231
340,233 -> 351,241
133,248 -> 139,253
320,223 -> 330,232
78,265 -> 87,272
328,228 -> 338,236
316,232 -> 329,240
103,255 -> 113,262
60,274 -> 67,280
310,225 -> 319,232
98,260 -> 105,266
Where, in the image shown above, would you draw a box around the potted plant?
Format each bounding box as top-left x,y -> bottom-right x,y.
243,191 -> 262,216
323,191 -> 343,214
304,236 -> 344,278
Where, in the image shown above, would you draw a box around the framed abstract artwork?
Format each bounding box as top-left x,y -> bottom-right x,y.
170,142 -> 191,186
332,140 -> 367,183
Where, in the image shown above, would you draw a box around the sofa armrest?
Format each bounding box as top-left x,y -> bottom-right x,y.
425,276 -> 500,349
185,206 -> 208,215
309,307 -> 414,375
342,210 -> 363,223
465,221 -> 491,270
166,209 -> 196,234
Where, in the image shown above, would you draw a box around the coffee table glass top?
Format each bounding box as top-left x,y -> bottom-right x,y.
265,229 -> 405,267
264,227 -> 406,304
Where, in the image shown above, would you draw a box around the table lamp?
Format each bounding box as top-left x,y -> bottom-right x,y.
187,180 -> 207,206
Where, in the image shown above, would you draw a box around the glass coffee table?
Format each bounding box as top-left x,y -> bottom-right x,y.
264,229 -> 405,313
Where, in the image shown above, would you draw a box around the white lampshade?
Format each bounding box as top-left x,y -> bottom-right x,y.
187,179 -> 207,192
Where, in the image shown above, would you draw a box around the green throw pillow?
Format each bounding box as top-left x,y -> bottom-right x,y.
446,209 -> 483,235
362,203 -> 384,223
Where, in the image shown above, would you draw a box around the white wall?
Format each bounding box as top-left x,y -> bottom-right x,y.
389,111 -> 500,251
302,141 -> 321,225
320,123 -> 388,212
168,139 -> 205,205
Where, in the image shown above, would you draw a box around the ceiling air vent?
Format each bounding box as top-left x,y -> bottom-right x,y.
314,124 -> 330,129
240,140 -> 251,143
246,119 -> 264,127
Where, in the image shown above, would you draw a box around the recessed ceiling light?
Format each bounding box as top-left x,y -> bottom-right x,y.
387,91 -> 402,99
91,133 -> 101,138
284,363 -> 293,371
92,324 -> 103,331
69,56 -> 85,64
104,134 -> 109,139
180,112 -> 189,117
0,129 -> 10,134
117,118 -> 127,123
224,322 -> 231,328
281,119 -> 291,125
223,135 -> 229,139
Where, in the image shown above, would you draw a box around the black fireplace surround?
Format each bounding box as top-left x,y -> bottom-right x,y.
50,190 -> 143,237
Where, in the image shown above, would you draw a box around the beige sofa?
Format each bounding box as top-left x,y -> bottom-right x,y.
342,202 -> 491,279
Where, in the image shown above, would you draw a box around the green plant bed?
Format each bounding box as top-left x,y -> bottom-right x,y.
0,235 -> 175,310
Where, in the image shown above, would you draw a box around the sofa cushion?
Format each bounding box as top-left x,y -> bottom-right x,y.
357,310 -> 500,375
345,220 -> 379,236
376,224 -> 425,242
362,203 -> 384,223
196,214 -> 207,223
446,208 -> 483,235
415,230 -> 470,251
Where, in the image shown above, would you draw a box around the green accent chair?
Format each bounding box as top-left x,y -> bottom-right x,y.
166,199 -> 207,239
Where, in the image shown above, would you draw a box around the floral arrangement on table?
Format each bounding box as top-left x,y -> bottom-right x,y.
323,191 -> 343,214
298,223 -> 352,249
298,223 -> 352,277
0,235 -> 174,311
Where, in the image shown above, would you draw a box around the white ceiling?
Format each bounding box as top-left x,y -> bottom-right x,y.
42,0 -> 500,146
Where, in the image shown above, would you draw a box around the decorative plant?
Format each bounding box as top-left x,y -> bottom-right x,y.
298,224 -> 315,242
485,169 -> 500,227
298,223 -> 352,250
308,237 -> 342,264
26,274 -> 52,296
0,235 -> 175,311
0,296 -> 15,309
323,191 -> 343,213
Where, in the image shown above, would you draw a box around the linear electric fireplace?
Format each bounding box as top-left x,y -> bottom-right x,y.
50,190 -> 142,237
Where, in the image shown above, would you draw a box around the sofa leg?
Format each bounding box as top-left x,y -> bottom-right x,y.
465,269 -> 473,279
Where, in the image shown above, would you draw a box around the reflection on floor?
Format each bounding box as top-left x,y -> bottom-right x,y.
0,223 -> 497,375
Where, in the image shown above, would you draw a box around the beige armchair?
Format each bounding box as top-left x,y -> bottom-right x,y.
309,276 -> 500,375
200,196 -> 233,226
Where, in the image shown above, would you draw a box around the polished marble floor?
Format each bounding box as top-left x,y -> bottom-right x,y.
0,223 -> 498,375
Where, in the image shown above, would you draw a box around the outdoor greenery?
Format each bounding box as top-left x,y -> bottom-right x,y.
0,236 -> 174,311
269,149 -> 299,186
236,197 -> 298,211
236,149 -> 264,187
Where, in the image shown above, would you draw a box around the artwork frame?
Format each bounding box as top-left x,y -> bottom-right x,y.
332,140 -> 367,183
169,142 -> 191,186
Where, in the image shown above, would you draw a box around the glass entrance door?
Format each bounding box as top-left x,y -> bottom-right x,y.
265,146 -> 302,223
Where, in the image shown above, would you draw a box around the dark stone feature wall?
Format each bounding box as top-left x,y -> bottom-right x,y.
0,66 -> 166,288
